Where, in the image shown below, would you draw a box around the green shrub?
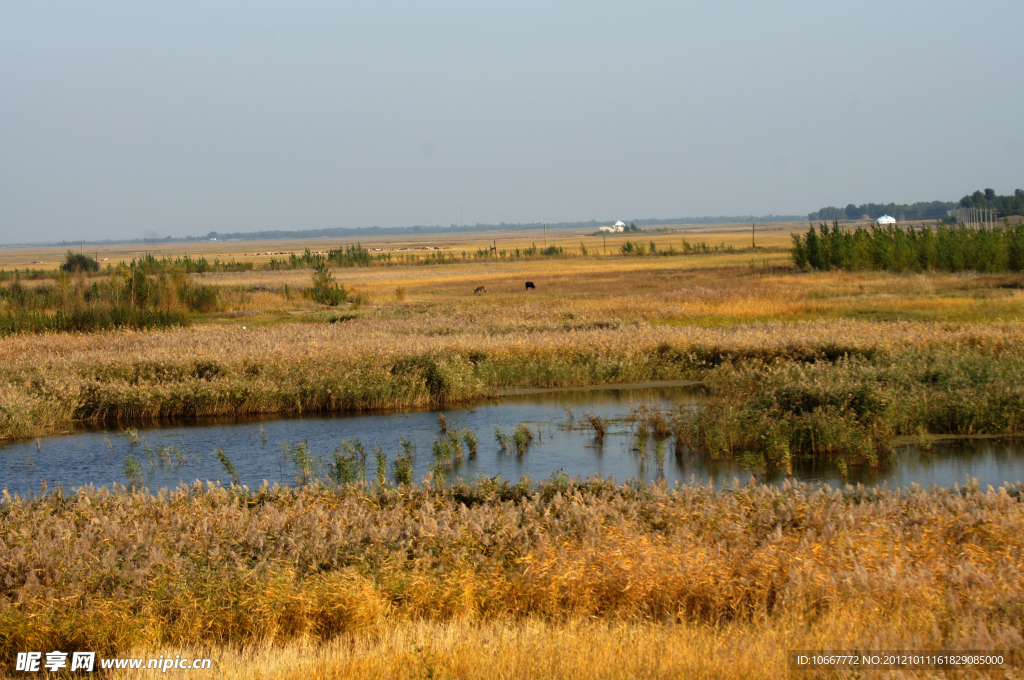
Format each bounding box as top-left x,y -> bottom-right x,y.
61,251 -> 99,273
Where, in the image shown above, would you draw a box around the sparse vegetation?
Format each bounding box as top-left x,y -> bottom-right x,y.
329,440 -> 367,485
284,440 -> 320,485
512,423 -> 534,454
122,455 -> 143,488
215,447 -> 240,485
391,438 -> 415,485
431,430 -> 464,473
374,445 -> 387,486
461,428 -> 478,457
585,414 -> 607,443
494,426 -> 510,451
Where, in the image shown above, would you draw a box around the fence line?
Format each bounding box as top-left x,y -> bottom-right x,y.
949,206 -> 998,230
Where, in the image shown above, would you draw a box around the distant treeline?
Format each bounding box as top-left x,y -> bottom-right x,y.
792,220 -> 1024,273
190,215 -> 803,240
15,215 -> 806,247
809,201 -> 957,222
959,188 -> 1024,216
809,188 -> 1024,222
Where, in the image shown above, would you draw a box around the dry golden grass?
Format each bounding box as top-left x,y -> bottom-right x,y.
4,479 -> 1023,679
122,614 -> 1019,680
189,260 -> 1024,332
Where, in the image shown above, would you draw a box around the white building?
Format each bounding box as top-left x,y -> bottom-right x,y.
599,220 -> 628,233
876,215 -> 896,225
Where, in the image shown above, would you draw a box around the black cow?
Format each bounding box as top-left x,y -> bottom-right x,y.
525,281 -> 536,290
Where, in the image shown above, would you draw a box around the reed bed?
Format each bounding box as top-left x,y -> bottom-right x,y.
2,477 -> 1022,674
672,348 -> 1024,472
2,318 -> 1023,442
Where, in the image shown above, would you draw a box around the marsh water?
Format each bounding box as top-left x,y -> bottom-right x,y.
2,382 -> 1022,495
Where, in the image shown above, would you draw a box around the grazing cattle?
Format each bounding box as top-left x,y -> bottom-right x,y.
474,286 -> 486,294
525,281 -> 536,290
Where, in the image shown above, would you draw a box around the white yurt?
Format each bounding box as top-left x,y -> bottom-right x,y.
876,215 -> 897,225
613,220 -> 626,232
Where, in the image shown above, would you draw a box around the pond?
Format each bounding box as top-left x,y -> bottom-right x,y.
1,382 -> 1022,495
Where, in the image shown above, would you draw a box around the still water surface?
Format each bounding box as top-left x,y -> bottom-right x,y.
1,384 -> 1022,495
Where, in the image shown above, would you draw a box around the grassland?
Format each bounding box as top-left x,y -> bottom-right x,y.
3,224 -> 1024,677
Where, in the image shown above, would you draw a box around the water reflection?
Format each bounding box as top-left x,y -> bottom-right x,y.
673,438 -> 1024,490
1,384 -> 1022,495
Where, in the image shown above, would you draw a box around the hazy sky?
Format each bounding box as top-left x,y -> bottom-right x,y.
2,1 -> 1021,242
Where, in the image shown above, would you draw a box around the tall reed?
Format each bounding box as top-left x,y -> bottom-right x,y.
3,476 -> 1023,658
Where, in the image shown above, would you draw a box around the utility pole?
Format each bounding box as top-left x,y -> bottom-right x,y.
543,224 -> 547,248
81,239 -> 84,255
752,223 -> 755,249
603,234 -> 606,255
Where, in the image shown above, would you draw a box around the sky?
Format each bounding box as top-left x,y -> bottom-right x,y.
1,1 -> 1022,242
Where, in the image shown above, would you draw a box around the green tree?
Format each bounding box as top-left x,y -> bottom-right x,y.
310,260 -> 347,306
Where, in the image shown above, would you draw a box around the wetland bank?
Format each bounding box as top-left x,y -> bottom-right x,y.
2,227 -> 1024,678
